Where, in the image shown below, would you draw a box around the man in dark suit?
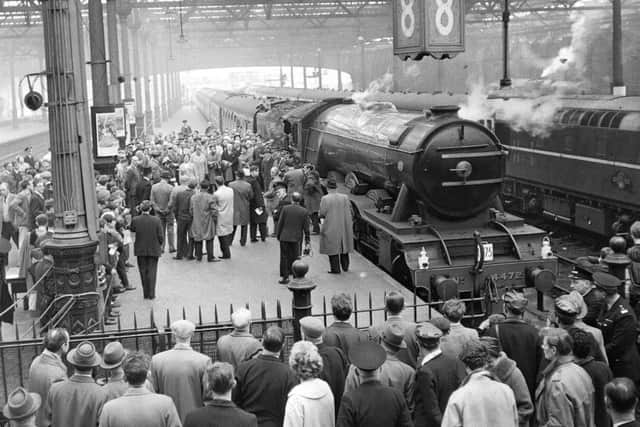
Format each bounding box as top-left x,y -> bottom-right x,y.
28,179 -> 46,230
173,182 -> 196,260
336,341 -> 413,427
135,167 -> 153,209
604,378 -> 640,427
275,192 -> 309,285
414,322 -> 466,427
130,200 -> 163,300
184,361 -> 257,427
300,316 -> 348,415
233,326 -> 297,427
323,293 -> 367,364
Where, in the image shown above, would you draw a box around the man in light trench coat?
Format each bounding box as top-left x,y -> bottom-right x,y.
319,178 -> 354,274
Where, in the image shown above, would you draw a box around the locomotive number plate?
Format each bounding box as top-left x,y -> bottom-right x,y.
482,243 -> 494,261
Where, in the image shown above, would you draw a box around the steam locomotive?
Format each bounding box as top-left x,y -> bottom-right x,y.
246,87 -> 640,240
194,89 -> 558,318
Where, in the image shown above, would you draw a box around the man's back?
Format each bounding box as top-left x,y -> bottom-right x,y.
414,351 -> 467,427
184,400 -> 257,427
175,188 -> 195,220
233,354 -> 297,427
98,387 -> 181,427
336,380 -> 412,427
576,357 -> 613,427
276,204 -> 308,242
216,331 -> 262,370
487,318 -> 541,397
47,374 -> 107,427
130,214 -> 162,257
442,371 -> 518,427
441,323 -> 479,358
151,181 -> 173,212
317,342 -> 348,413
150,346 -> 211,422
28,351 -> 67,427
323,322 -> 366,364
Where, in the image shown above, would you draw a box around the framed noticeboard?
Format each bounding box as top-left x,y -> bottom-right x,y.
91,105 -> 126,158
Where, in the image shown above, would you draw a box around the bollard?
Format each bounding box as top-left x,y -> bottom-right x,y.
287,259 -> 317,341
604,235 -> 631,295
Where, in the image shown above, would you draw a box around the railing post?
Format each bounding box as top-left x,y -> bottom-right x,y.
287,260 -> 316,342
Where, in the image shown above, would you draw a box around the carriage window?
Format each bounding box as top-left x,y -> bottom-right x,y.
559,110 -> 573,124
568,110 -> 583,125
610,112 -> 628,129
599,112 -> 616,128
588,112 -> 604,127
580,111 -> 594,126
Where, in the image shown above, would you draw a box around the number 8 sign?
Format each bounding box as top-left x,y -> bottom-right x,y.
393,0 -> 465,60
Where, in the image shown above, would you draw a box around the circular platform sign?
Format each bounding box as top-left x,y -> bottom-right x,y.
393,0 -> 465,60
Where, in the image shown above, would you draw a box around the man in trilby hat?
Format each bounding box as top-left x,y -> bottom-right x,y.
3,387 -> 40,427
46,341 -> 108,427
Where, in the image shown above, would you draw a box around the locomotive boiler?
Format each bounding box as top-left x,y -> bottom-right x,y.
283,99 -> 557,317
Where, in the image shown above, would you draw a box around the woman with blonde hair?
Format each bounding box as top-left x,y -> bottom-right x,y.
284,341 -> 335,427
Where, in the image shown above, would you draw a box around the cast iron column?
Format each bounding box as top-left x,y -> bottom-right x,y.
612,0 -> 625,95
41,0 -> 100,333
141,35 -> 153,135
337,52 -> 343,91
151,43 -> 161,128
302,65 -> 307,89
317,48 -> 322,89
10,43 -> 18,128
289,55 -> 295,88
164,65 -> 172,117
287,260 -> 316,341
358,36 -> 366,90
118,3 -> 132,99
88,0 -> 109,106
130,15 -> 144,136
106,0 -> 121,103
160,64 -> 167,122
499,0 -> 511,88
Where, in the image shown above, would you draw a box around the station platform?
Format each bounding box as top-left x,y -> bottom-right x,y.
0,120 -> 49,164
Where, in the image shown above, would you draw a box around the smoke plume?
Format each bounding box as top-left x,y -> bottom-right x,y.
458,80 -> 563,137
540,0 -> 609,82
351,72 -> 394,106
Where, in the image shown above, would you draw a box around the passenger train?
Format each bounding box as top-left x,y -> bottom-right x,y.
205,87 -> 640,240
194,88 -> 558,320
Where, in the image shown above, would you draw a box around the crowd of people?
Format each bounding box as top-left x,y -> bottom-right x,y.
5,121 -> 640,426
6,274 -> 640,427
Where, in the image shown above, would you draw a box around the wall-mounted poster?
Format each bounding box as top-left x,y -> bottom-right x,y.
92,106 -> 125,158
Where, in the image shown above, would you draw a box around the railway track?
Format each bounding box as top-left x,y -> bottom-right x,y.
0,130 -> 50,164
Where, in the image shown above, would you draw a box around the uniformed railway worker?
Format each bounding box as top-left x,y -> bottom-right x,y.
595,271 -> 640,384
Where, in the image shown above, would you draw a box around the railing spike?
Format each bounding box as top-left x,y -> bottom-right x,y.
182,306 -> 186,320
133,312 -> 138,329
198,306 -> 203,325
117,315 -> 122,331
214,305 -> 219,324
166,309 -> 171,328
322,296 -> 327,326
150,309 -> 156,329
261,301 -> 266,320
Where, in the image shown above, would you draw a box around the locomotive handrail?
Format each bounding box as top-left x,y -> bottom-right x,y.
425,225 -> 453,266
489,220 -> 523,260
442,178 -> 504,187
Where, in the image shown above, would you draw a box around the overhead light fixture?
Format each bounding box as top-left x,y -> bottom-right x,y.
177,0 -> 187,43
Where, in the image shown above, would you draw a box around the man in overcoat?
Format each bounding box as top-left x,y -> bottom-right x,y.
46,341 -> 108,427
130,200 -> 163,300
336,341 -> 413,427
216,308 -> 262,370
149,319 -> 211,423
228,170 -> 253,247
233,326 -> 297,427
190,180 -> 217,262
99,351 -> 181,427
172,181 -> 195,260
28,328 -> 69,427
213,176 -> 234,259
319,178 -> 353,274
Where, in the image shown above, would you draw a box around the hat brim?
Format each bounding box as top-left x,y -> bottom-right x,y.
67,349 -> 102,368
99,355 -> 126,370
2,393 -> 41,420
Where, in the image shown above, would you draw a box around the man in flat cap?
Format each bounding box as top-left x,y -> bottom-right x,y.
130,200 -> 163,300
594,271 -> 640,383
344,323 -> 415,412
554,292 -> 607,364
336,341 -> 412,427
216,308 -> 262,370
484,290 -> 542,398
414,322 -> 466,427
46,341 -> 108,427
300,316 -> 348,415
149,319 -> 211,423
101,341 -> 128,401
